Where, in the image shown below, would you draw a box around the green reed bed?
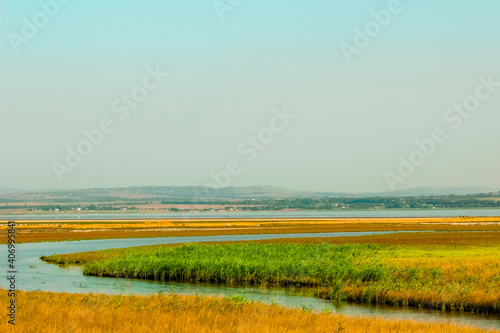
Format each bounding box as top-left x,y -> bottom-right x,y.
83,243 -> 387,286
48,242 -> 500,314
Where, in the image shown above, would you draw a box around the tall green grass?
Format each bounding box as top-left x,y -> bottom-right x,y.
81,242 -> 500,313
84,243 -> 387,286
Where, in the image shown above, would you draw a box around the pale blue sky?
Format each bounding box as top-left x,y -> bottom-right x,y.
1,1 -> 499,192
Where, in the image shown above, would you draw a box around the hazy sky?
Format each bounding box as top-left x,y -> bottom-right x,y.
1,0 -> 499,193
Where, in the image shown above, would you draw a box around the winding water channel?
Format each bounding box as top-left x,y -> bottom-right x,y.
1,231 -> 499,330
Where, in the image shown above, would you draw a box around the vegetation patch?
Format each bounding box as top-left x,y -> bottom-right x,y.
0,289 -> 493,333
41,231 -> 500,314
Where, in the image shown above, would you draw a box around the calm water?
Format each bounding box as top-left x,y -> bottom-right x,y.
1,208 -> 500,220
1,231 -> 499,330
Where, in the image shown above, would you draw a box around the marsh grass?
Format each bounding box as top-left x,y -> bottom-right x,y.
83,243 -> 386,285
0,289 -> 493,333
41,232 -> 500,314
73,241 -> 500,314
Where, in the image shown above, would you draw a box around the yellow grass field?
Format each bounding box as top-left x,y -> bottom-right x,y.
4,219 -> 500,331
1,216 -> 499,244
1,290 -> 496,333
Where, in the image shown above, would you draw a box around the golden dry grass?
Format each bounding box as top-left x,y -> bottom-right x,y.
1,217 -> 499,244
0,290 -> 496,333
2,216 -> 499,229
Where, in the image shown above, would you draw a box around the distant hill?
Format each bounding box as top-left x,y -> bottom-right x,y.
0,187 -> 27,194
0,185 -> 498,201
374,187 -> 500,197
